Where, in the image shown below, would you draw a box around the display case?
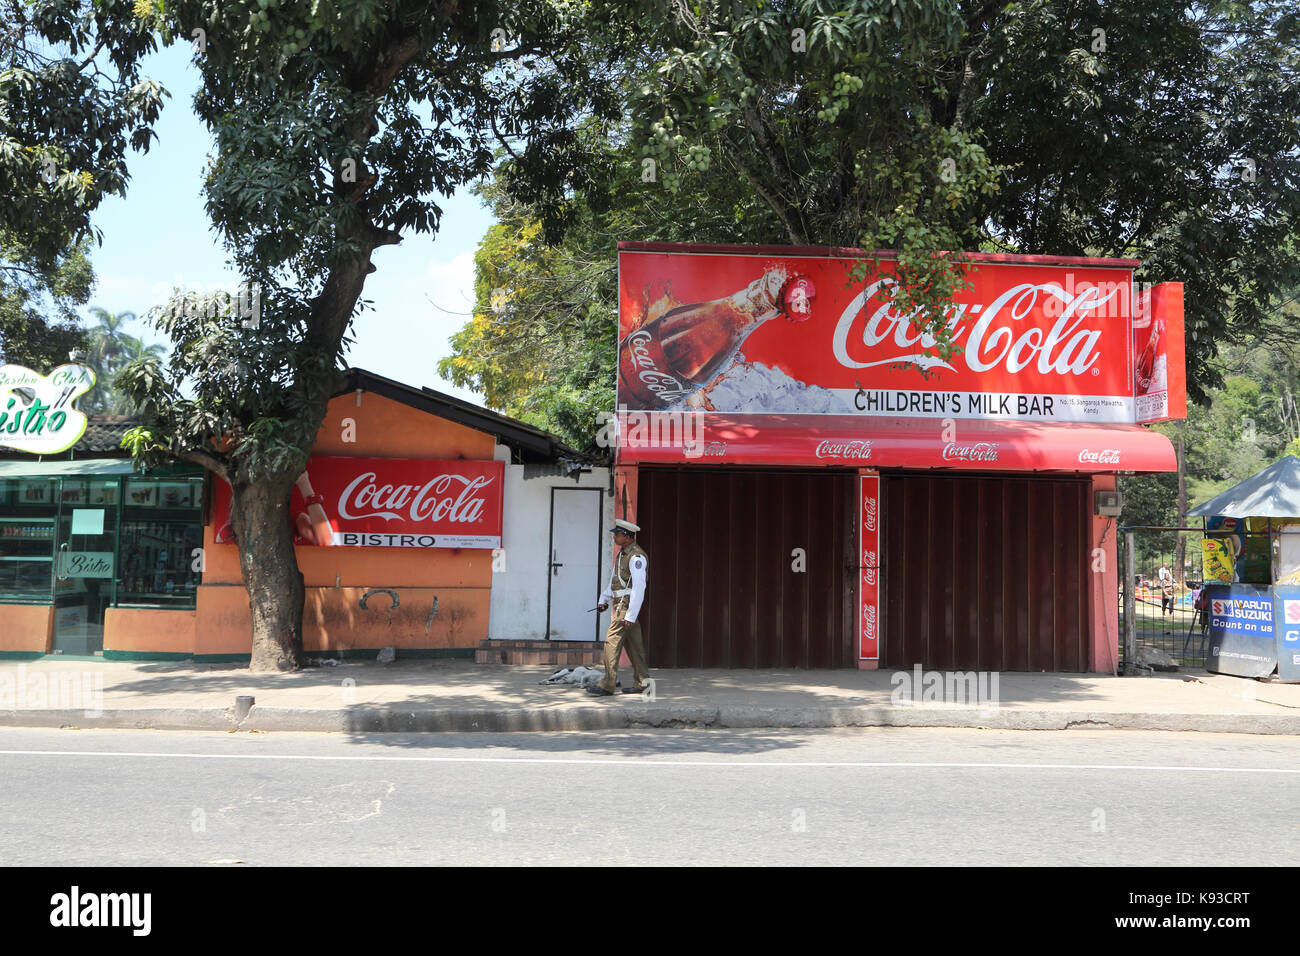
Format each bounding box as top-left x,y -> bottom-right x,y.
0,478 -> 59,602
0,473 -> 204,608
117,476 -> 204,608
0,516 -> 56,600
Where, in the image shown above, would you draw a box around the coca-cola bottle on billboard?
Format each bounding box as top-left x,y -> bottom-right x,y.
1135,314 -> 1165,394
294,471 -> 335,546
619,268 -> 816,409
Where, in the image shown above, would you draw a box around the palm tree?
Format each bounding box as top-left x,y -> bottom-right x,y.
83,307 -> 173,416
108,334 -> 168,415
87,307 -> 135,370
84,307 -> 137,414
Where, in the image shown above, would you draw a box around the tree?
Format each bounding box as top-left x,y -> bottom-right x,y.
117,0 -> 626,670
80,306 -> 142,414
1,0 -> 167,267
1119,470 -> 1178,571
440,201 -> 618,451
966,1 -> 1300,403
0,234 -> 93,371
444,0 -> 1006,434
609,0 -> 1002,345
447,0 -> 1300,435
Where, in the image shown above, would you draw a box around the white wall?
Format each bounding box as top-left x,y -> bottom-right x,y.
488,443 -> 614,641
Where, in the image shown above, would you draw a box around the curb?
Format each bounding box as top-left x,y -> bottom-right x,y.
1,705 -> 1298,735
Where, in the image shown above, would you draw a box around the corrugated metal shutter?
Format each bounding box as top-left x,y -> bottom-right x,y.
882,474 -> 1090,671
638,468 -> 855,668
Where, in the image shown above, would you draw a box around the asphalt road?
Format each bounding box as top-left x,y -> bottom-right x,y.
1,726 -> 1297,866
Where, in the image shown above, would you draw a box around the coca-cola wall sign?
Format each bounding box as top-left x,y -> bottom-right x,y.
859,471 -> 880,661
618,245 -> 1187,432
212,457 -> 504,549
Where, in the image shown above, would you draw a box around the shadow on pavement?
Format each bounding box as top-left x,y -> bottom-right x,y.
336,727 -> 812,756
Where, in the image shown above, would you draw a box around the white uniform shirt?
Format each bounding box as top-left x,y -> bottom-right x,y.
600,551 -> 648,623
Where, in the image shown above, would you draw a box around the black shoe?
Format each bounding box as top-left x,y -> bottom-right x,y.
622,686 -> 647,695
585,685 -> 614,697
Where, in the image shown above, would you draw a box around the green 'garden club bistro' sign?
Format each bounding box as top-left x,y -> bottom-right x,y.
0,364 -> 96,454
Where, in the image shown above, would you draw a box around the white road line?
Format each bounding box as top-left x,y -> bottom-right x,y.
0,750 -> 1297,773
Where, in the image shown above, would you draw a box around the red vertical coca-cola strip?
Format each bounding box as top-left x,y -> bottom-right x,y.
859,470 -> 880,661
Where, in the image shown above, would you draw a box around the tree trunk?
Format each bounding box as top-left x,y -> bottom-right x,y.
230,475 -> 305,671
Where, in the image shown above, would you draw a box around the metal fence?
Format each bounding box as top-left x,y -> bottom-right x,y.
1118,526 -> 1209,670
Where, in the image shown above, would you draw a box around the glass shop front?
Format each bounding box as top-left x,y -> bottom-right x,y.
0,462 -> 204,655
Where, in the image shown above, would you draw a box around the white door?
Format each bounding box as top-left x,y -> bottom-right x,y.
547,488 -> 603,641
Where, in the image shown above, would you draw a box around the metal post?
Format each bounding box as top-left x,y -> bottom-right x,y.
1124,530 -> 1137,673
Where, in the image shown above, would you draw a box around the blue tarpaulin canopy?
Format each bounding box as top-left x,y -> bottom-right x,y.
1188,455 -> 1300,519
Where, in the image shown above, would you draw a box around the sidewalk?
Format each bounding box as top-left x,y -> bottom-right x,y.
1,658 -> 1298,734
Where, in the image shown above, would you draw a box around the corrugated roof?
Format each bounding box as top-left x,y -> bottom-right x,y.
78,420 -> 137,453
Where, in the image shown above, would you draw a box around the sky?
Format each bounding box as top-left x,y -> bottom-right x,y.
84,43 -> 492,406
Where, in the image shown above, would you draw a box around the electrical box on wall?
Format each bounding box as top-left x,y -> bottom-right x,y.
1094,490 -> 1123,516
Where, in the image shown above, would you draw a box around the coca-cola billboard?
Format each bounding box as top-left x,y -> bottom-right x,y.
619,245 -> 1188,427
212,457 -> 504,548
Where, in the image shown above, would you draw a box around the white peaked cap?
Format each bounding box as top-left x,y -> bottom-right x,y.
613,518 -> 641,533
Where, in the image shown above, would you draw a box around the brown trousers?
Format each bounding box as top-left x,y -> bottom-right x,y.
599,603 -> 649,693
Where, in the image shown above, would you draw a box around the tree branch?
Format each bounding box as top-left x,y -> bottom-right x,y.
179,447 -> 231,484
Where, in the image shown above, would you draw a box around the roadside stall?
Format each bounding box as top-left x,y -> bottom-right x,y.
1187,454 -> 1300,682
615,242 -> 1186,673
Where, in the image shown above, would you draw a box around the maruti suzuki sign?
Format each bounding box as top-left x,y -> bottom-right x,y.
615,243 -> 1185,471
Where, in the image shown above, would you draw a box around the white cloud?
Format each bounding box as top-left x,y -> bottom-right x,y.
343,248 -> 485,406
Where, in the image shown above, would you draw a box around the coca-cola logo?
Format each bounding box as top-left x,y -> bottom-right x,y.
941,441 -> 1000,462
863,604 -> 877,640
816,439 -> 873,460
863,496 -> 878,532
1079,448 -> 1122,464
833,277 -> 1111,377
338,471 -> 494,524
683,440 -> 727,459
864,549 -> 877,587
627,330 -> 690,401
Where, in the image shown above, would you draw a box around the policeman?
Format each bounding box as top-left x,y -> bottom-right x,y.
588,518 -> 650,697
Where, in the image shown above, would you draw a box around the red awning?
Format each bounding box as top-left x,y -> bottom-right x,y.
617,414 -> 1176,472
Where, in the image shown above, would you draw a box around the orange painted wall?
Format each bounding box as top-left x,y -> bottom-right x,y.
193,388 -> 499,655
104,607 -> 196,654
193,585 -> 490,654
305,587 -> 489,651
0,604 -> 52,653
